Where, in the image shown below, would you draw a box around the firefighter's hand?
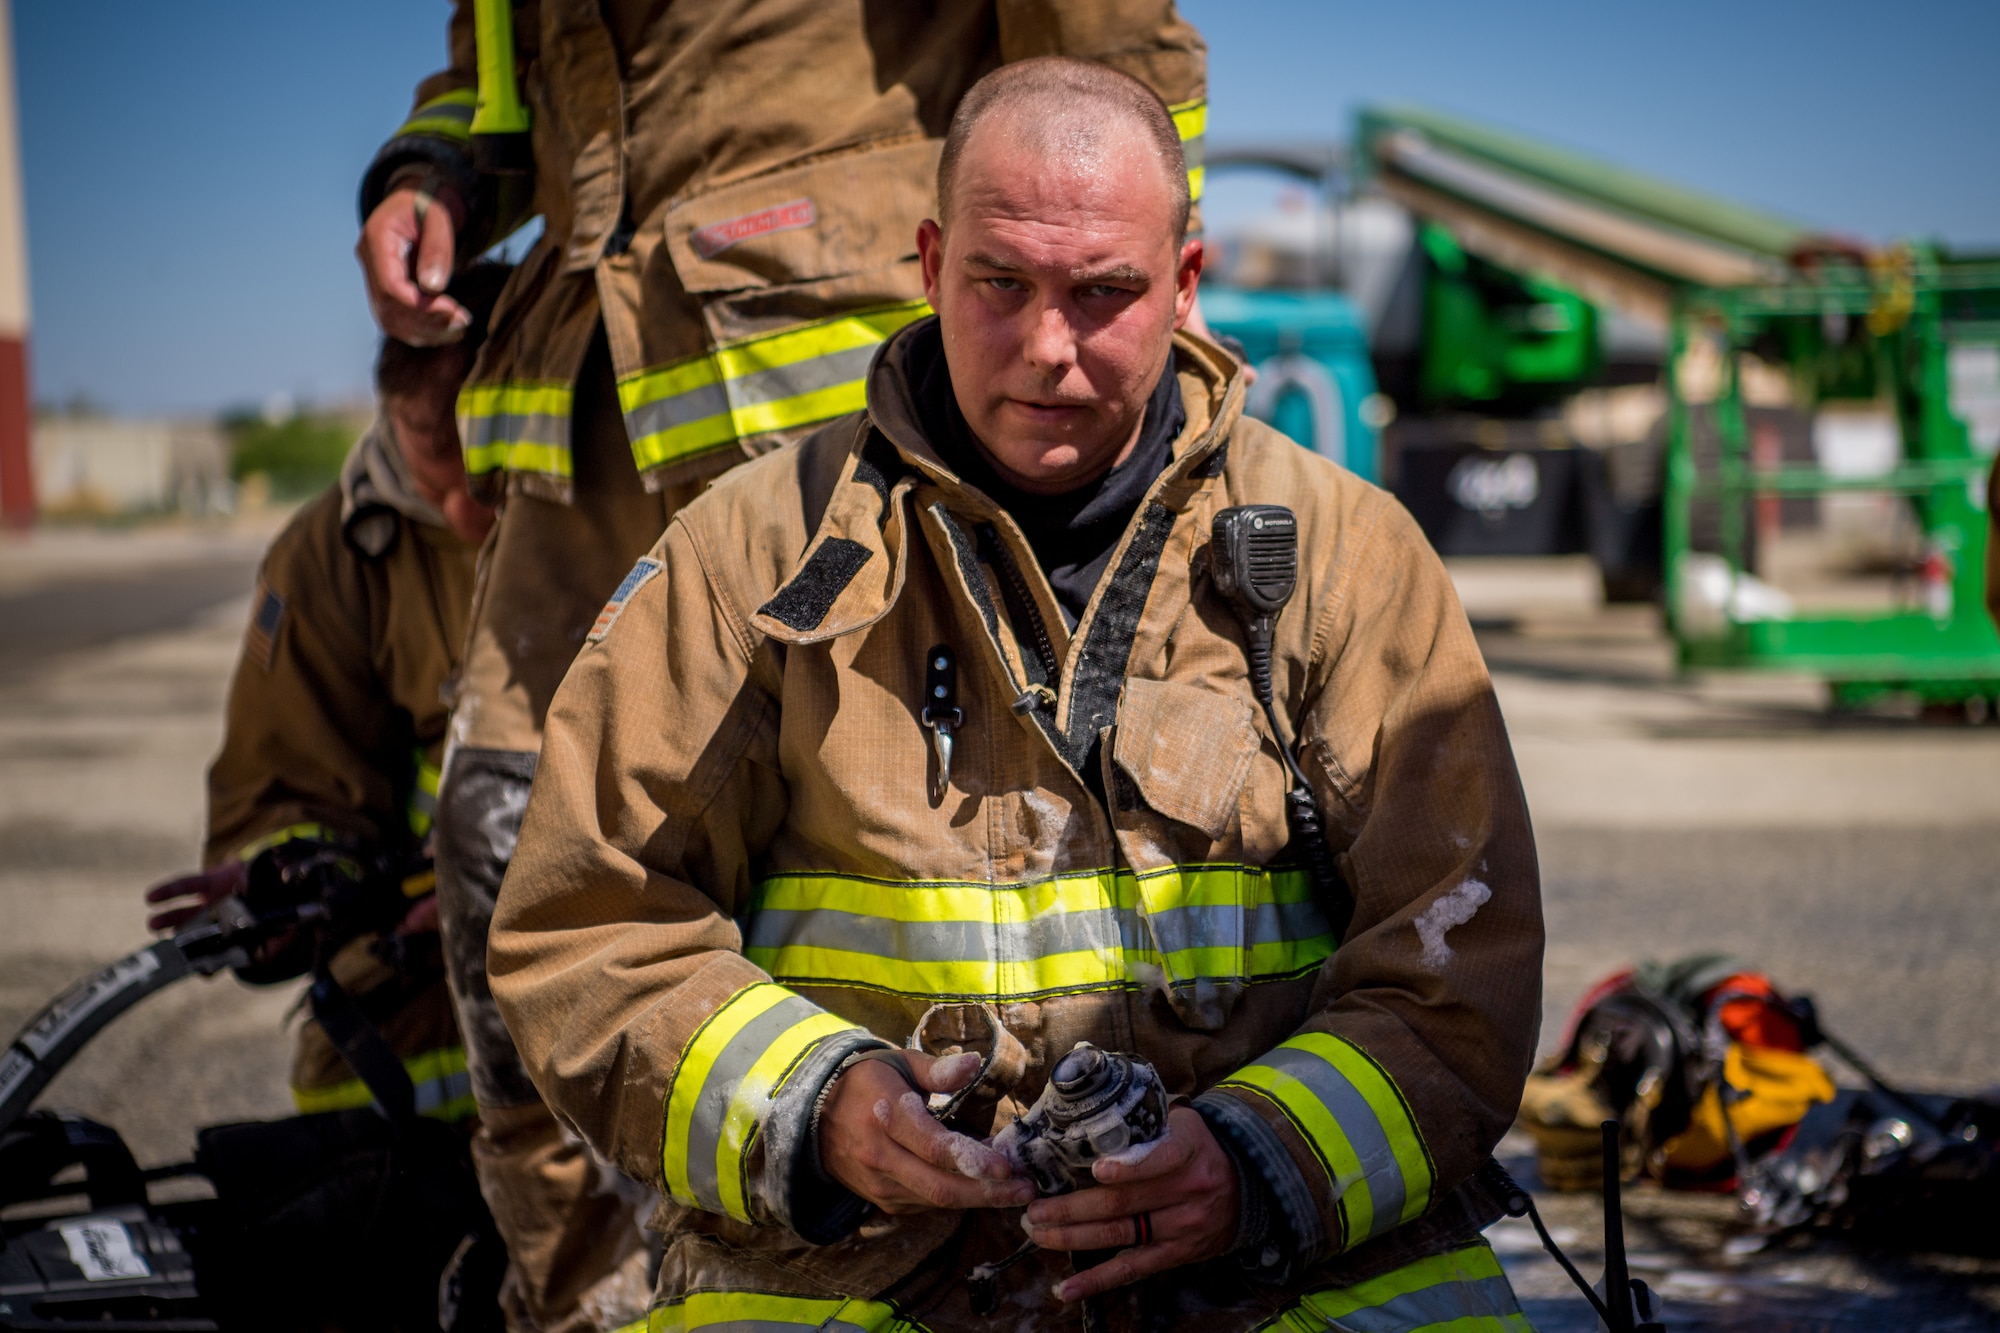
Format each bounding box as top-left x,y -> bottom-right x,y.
1022,1106 -> 1239,1302
143,861 -> 249,933
358,183 -> 468,346
820,1051 -> 1036,1215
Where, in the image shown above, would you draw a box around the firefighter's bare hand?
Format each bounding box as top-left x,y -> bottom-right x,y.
1023,1106 -> 1239,1302
358,183 -> 468,346
143,861 -> 249,934
820,1052 -> 1036,1215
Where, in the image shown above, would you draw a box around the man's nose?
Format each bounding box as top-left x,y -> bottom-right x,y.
1022,302 -> 1078,374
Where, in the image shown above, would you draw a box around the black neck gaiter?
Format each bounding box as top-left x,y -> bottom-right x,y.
907,321 -> 1185,628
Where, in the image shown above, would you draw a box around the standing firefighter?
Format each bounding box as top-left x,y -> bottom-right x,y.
145,266 -> 508,1133
492,59 -> 1543,1333
355,5 -> 1208,1329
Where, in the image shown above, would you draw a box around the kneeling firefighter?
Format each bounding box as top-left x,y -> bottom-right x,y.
490,60 -> 1544,1333
145,266 -> 508,1146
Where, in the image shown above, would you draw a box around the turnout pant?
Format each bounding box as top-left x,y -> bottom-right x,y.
436,333 -> 706,1333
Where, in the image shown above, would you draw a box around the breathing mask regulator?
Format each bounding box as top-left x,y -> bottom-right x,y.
993,1043 -> 1171,1196
968,1042 -> 1171,1315
1209,505 -> 1353,938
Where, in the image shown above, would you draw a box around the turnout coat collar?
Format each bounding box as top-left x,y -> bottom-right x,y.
749,317 -> 1248,783
749,317 -> 1246,649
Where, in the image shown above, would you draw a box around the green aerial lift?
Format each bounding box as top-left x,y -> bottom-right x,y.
1354,105 -> 2000,707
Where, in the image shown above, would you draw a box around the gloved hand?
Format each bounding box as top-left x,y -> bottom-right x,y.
357,181 -> 469,346
144,860 -> 249,933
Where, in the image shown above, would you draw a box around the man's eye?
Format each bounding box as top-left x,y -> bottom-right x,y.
1082,284 -> 1131,299
986,276 -> 1024,292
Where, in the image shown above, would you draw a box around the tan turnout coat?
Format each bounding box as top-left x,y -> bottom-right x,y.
491,326 -> 1543,1330
207,428 -> 477,1118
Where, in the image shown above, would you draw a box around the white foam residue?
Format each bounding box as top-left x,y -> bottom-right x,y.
1414,878 -> 1492,969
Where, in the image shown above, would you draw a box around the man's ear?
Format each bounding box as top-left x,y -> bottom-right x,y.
918,219 -> 946,310
1172,238 -> 1205,330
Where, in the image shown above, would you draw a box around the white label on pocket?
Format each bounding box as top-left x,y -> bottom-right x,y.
60,1220 -> 151,1281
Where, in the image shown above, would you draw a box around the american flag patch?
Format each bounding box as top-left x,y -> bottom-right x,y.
587,557 -> 663,644
690,197 -> 816,260
244,580 -> 285,670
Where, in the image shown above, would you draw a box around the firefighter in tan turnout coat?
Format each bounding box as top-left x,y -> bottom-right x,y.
491,60 -> 1543,1333
357,5 -> 1210,1328
145,274 -> 508,1131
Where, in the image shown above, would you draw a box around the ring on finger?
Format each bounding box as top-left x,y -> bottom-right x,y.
1131,1211 -> 1153,1247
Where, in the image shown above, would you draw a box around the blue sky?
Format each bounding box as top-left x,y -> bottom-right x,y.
17,0 -> 1999,416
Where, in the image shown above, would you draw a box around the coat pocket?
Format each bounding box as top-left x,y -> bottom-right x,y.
1111,677 -> 1259,841
663,138 -> 940,295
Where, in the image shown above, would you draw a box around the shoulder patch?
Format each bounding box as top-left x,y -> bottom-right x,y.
244,580 -> 285,670
588,557 -> 663,644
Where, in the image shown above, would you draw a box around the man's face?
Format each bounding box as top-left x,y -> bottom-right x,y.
386,365 -> 494,545
918,118 -> 1202,496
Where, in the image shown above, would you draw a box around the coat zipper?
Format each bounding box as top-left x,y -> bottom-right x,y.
975,523 -> 1061,708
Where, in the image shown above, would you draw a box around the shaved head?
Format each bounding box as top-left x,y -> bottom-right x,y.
916,57 -> 1204,497
937,57 -> 1190,241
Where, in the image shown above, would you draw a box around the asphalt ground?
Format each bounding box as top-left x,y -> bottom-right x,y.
2,533 -> 1997,1329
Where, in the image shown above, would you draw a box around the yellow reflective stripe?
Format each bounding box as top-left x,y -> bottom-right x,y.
619,300 -> 931,472
661,982 -> 862,1220
471,0 -> 531,136
460,380 -> 573,418
745,864 -> 1330,1001
648,1292 -> 915,1333
395,88 -> 478,143
617,355 -> 722,413
713,1009 -> 855,1221
1301,1031 -> 1434,1228
408,749 -> 441,838
459,379 -> 575,479
463,439 -> 572,477
1227,1061 -> 1372,1245
624,409 -> 743,474
233,822 -> 333,863
1170,99 -> 1208,142
1170,98 -> 1208,202
291,1045 -> 476,1122
709,301 -> 932,382
1275,1244 -> 1529,1333
1221,1031 -> 1435,1247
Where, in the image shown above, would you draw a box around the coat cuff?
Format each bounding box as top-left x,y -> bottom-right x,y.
762,1027 -> 892,1244
1205,1032 -> 1438,1257
659,981 -> 885,1242
1194,1091 -> 1326,1280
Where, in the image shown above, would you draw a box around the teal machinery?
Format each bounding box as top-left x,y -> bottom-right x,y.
1200,144 -> 1383,484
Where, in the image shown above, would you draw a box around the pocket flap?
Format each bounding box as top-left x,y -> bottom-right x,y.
1113,678 -> 1259,840
665,138 -> 940,294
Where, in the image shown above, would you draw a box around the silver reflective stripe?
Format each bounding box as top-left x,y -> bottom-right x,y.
413,1066 -> 471,1117
743,906 -> 1122,962
465,409 -> 571,450
750,900 -> 1324,982
682,992 -> 825,1212
624,379 -> 730,442
727,342 -> 880,410
1138,898 -> 1332,959
1320,1274 -> 1526,1332
1259,1042 -> 1407,1229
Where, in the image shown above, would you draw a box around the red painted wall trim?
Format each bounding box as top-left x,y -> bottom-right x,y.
0,335 -> 30,526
